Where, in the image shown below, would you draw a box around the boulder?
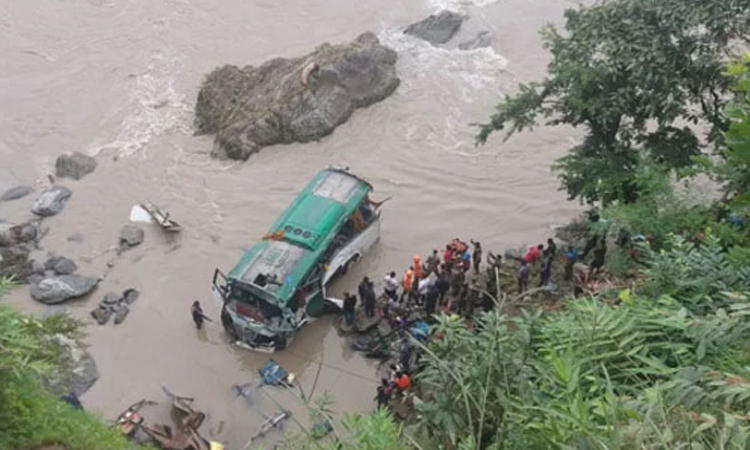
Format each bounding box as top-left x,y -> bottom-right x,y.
122,288 -> 140,304
100,292 -> 122,307
0,246 -> 33,281
0,185 -> 33,202
44,333 -> 99,397
113,304 -> 130,324
91,306 -> 113,325
196,32 -> 400,160
45,255 -> 77,275
29,275 -> 98,304
55,152 -> 97,180
458,30 -> 493,50
31,186 -> 72,217
119,225 -> 144,247
404,11 -> 465,45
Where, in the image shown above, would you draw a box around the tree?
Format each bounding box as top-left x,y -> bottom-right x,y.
477,0 -> 750,205
717,54 -> 750,210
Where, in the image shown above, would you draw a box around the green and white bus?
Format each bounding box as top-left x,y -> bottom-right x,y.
212,167 -> 381,351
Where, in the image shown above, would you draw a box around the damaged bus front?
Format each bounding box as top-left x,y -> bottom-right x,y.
213,168 -> 381,351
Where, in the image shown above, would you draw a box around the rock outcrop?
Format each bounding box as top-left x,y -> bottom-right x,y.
44,333 -> 99,397
458,30 -> 493,50
29,275 -> 98,304
195,32 -> 400,160
31,186 -> 72,217
55,152 -> 97,180
404,11 -> 465,45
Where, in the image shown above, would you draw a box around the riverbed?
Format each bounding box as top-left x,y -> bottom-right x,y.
0,0 -> 581,447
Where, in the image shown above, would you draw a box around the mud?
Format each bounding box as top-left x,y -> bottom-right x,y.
0,0 -> 582,447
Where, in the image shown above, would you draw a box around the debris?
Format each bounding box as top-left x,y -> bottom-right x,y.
138,202 -> 182,232
242,411 -> 291,449
259,359 -> 294,387
129,204 -> 154,223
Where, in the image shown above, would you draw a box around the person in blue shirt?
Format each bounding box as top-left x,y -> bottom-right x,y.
461,249 -> 472,271
563,246 -> 578,281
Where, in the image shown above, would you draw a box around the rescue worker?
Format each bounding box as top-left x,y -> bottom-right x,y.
394,371 -> 411,393
413,255 -> 424,280
401,268 -> 413,303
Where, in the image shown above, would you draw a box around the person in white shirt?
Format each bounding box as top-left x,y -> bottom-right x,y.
383,271 -> 399,301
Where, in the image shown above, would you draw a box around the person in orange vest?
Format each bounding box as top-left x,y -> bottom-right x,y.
413,255 -> 424,279
393,371 -> 411,393
400,268 -> 413,303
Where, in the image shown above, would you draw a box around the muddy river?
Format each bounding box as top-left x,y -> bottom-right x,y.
1,0 -> 582,447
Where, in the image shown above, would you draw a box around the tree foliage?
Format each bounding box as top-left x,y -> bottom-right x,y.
478,0 -> 750,205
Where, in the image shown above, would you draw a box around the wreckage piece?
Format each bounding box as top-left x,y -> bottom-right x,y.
242,411 -> 291,450
130,202 -> 182,232
116,399 -> 157,436
259,359 -> 295,387
142,412 -> 209,450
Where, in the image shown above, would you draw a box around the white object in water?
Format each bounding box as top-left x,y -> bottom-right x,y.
129,205 -> 153,223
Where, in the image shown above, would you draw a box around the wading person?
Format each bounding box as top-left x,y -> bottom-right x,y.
375,378 -> 392,409
343,292 -> 357,327
191,301 -> 206,329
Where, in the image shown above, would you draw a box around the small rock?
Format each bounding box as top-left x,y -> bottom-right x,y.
0,246 -> 32,281
119,225 -> 144,248
113,304 -> 129,324
31,186 -> 72,217
45,255 -> 77,275
29,275 -> 98,304
67,233 -> 84,243
122,288 -> 139,304
0,185 -> 33,202
55,152 -> 97,180
28,274 -> 43,284
404,10 -> 465,45
100,292 -> 121,307
91,306 -> 113,325
458,30 -> 493,50
31,259 -> 45,275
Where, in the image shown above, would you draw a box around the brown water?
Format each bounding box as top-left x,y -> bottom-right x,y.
0,0 -> 582,447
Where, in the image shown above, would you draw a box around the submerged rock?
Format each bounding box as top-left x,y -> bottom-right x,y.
0,222 -> 38,247
404,10 -> 465,45
31,186 -> 72,217
458,30 -> 493,50
122,288 -> 140,304
196,32 -> 400,160
119,225 -> 144,248
0,246 -> 33,281
29,275 -> 98,304
113,304 -> 130,324
55,152 -> 97,180
91,306 -> 113,325
0,185 -> 33,202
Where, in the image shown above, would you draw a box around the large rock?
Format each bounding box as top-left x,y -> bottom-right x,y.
195,32 -> 400,160
0,222 -> 38,247
31,186 -> 72,217
119,225 -> 144,247
29,275 -> 98,304
458,30 -> 493,50
0,185 -> 33,202
45,333 -> 99,397
404,11 -> 465,45
55,152 -> 97,180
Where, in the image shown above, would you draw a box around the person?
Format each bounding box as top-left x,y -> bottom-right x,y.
343,292 -> 356,326
425,281 -> 439,315
461,248 -> 472,271
436,266 -> 450,305
359,277 -> 376,318
451,267 -> 465,296
589,239 -> 607,279
470,240 -> 483,273
563,246 -> 578,281
401,268 -> 414,303
517,261 -> 530,292
524,244 -> 543,264
394,371 -> 411,393
384,272 -> 399,301
540,253 -> 552,286
413,255 -> 424,280
191,301 -> 206,329
443,244 -> 454,266
375,378 -> 392,408
545,238 -> 557,258
418,276 -> 431,306
425,249 -> 440,275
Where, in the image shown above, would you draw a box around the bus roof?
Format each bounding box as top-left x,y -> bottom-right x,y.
227,168 -> 372,306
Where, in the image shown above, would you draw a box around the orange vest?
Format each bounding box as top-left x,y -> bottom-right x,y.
402,270 -> 413,291
413,257 -> 423,279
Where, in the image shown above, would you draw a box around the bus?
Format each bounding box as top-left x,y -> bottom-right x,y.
212,167 -> 382,351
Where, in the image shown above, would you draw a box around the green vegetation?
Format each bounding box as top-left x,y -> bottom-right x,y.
478,0 -> 750,205
0,277 -> 148,450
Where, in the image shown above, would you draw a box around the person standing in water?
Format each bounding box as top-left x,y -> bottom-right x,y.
343,292 -> 357,327
191,301 -> 206,329
359,277 -> 376,318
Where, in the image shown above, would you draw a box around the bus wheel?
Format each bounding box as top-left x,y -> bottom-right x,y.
221,304 -> 237,338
